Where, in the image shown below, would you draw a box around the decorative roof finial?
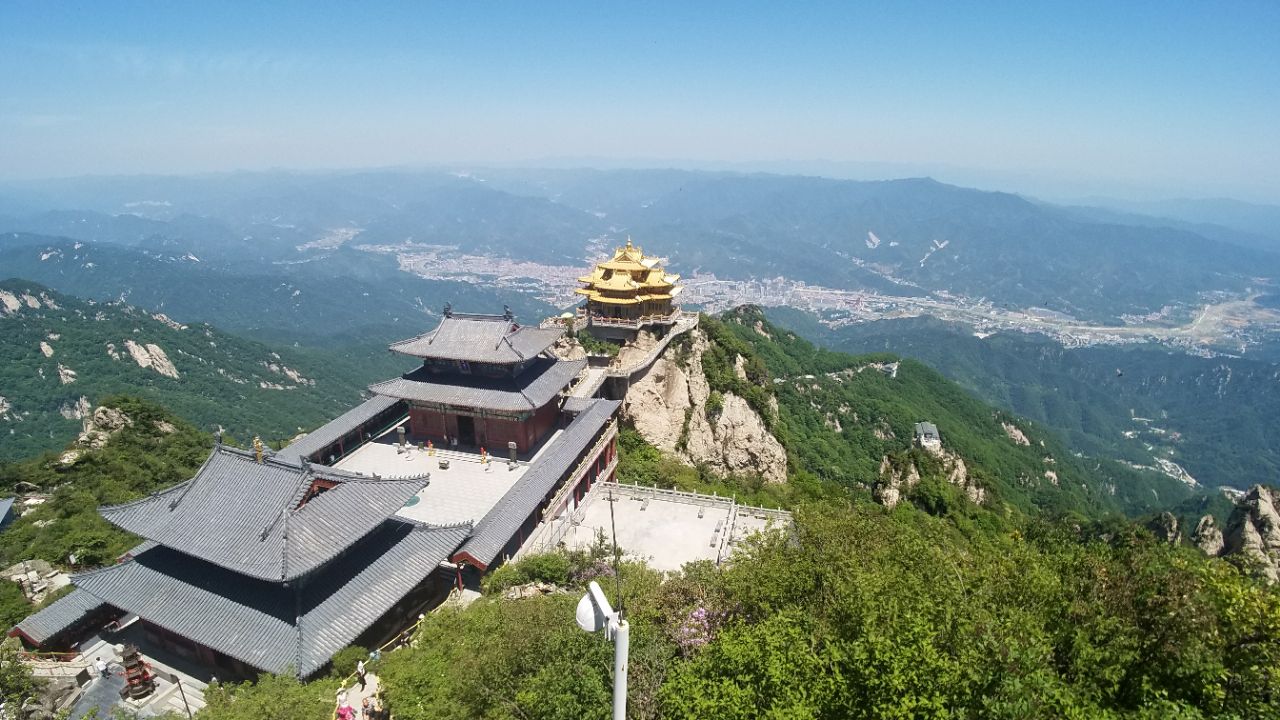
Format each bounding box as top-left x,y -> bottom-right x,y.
625,235 -> 632,248
443,302 -> 453,318
253,435 -> 264,464
503,304 -> 514,321
214,427 -> 223,446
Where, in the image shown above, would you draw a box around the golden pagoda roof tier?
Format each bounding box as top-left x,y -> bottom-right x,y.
576,237 -> 683,307
580,293 -> 641,305
578,290 -> 678,305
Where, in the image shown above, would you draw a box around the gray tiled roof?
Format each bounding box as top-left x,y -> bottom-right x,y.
72,521 -> 469,677
370,357 -> 585,413
914,422 -> 940,439
99,446 -> 428,582
279,395 -> 405,461
11,589 -> 104,644
454,399 -> 618,569
390,314 -> 563,364
561,396 -> 597,414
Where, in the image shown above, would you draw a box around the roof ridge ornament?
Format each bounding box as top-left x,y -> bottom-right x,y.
443,302 -> 453,319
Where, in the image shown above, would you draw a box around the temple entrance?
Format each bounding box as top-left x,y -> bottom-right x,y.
456,415 -> 476,447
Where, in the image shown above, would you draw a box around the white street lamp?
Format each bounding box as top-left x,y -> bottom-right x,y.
576,580 -> 629,720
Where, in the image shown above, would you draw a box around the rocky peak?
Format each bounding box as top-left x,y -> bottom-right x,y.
1221,485 -> 1280,583
1146,511 -> 1180,544
1193,514 -> 1225,556
623,328 -> 787,484
874,449 -> 985,510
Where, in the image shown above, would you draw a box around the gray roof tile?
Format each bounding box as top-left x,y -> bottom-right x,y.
454,399 -> 618,569
72,521 -> 469,677
390,314 -> 562,364
11,589 -> 105,645
99,446 -> 428,581
279,395 -> 405,461
370,358 -> 585,413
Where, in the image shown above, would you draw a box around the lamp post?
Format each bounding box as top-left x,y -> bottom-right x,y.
576,581 -> 629,720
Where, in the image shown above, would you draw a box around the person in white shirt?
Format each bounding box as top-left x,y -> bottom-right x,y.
94,657 -> 109,678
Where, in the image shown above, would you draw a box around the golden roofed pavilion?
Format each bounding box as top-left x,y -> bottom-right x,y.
576,238 -> 682,330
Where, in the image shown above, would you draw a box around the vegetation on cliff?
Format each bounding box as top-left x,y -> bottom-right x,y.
0,396 -> 208,569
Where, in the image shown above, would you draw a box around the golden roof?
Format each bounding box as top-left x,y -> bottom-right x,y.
579,238 -> 682,298
595,237 -> 651,272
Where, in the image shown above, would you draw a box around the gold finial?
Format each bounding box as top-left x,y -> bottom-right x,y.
253,435 -> 264,464
625,235 -> 632,248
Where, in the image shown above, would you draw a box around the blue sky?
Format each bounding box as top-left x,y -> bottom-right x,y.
1,1 -> 1277,201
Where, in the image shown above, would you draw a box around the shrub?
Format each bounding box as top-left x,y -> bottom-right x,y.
705,391 -> 724,418
329,645 -> 369,679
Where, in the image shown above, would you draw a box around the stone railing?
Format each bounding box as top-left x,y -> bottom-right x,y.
578,308 -> 683,329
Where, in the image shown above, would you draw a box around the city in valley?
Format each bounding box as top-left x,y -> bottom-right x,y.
361,240 -> 1280,357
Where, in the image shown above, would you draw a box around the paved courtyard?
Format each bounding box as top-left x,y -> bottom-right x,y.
335,427 -> 565,526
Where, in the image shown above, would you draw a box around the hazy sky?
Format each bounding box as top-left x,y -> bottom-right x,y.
1,1 -> 1277,202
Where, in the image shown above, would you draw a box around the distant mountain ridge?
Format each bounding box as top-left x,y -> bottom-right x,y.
0,233 -> 554,347
3,169 -> 1276,325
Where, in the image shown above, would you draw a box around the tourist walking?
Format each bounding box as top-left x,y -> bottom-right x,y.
94,657 -> 109,678
356,658 -> 367,690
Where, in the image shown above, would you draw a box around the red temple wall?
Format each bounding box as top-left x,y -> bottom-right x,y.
407,403 -> 560,453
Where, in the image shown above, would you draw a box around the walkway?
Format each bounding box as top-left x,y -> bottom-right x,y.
336,671 -> 382,717
569,367 -> 608,398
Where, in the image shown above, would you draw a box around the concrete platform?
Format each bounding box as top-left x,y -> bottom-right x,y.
549,483 -> 788,572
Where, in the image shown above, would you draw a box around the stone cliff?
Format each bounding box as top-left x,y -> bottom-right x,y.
874,450 -> 986,509
1216,485 -> 1280,583
623,329 -> 788,484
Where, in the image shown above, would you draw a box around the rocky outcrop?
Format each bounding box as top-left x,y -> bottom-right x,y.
944,454 -> 985,505
1193,514 -> 1225,556
124,339 -> 180,379
549,335 -> 588,361
874,456 -> 921,509
624,330 -> 787,483
77,405 -> 133,450
58,396 -> 90,421
613,329 -> 661,369
1221,485 -> 1280,582
56,364 -> 76,384
875,450 -> 985,509
1146,512 -> 1180,544
0,289 -> 20,314
39,341 -> 54,358
1002,422 -> 1030,446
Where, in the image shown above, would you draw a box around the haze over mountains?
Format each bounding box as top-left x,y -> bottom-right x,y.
2,167 -> 1279,492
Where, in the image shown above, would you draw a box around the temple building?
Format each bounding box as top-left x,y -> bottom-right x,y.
14,445 -> 468,678
370,306 -> 582,454
12,307 -> 620,678
576,239 -> 682,337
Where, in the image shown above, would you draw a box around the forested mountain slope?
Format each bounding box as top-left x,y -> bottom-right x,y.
767,308 -> 1280,491
0,279 -> 407,461
0,234 -> 553,347
697,307 -> 1196,519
